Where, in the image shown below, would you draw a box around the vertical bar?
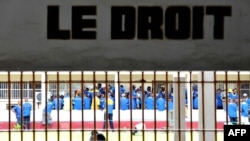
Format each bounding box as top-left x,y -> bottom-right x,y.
118,71 -> 121,141
81,71 -> 85,140
189,71 -> 193,141
8,71 -> 11,141
69,71 -> 72,141
225,71 -> 228,124
201,71 -> 205,141
153,71 -> 157,141
56,72 -> 60,141
45,71 -> 48,141
177,71 -> 181,141
165,71 -> 169,141
237,71 -> 241,124
214,71 -> 218,141
20,71 -> 23,141
32,71 -> 36,141
129,71 -> 133,141
141,71 -> 145,141
93,71 -> 97,141
105,71 -> 109,140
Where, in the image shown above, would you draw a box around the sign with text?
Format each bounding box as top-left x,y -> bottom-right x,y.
224,125 -> 250,140
0,0 -> 249,70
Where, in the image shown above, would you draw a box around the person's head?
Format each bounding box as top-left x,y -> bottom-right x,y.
228,98 -> 232,103
25,97 -> 28,102
17,100 -> 21,105
233,88 -> 237,94
243,93 -> 248,99
228,88 -> 233,93
147,86 -> 151,91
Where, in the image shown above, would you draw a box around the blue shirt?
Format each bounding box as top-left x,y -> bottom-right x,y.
227,103 -> 238,118
73,96 -> 83,110
216,92 -> 223,107
241,102 -> 249,117
167,100 -> 174,110
53,98 -> 63,110
43,101 -> 54,114
12,105 -> 21,118
145,96 -> 154,110
99,97 -> 105,110
106,98 -> 113,114
120,97 -> 129,110
83,97 -> 91,109
23,102 -> 32,116
157,98 -> 166,111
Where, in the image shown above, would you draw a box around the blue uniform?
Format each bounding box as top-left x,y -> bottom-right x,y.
99,97 -> 105,110
53,98 -> 63,110
12,105 -> 21,125
157,98 -> 166,111
227,102 -> 238,124
103,98 -> 114,131
120,97 -> 129,110
42,101 -> 54,125
83,96 -> 91,109
73,96 -> 83,110
216,92 -> 223,109
23,102 -> 32,129
145,96 -> 154,110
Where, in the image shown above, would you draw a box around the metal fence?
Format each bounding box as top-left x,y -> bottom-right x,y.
0,71 -> 250,141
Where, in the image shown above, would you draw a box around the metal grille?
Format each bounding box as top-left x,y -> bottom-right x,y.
0,71 -> 250,141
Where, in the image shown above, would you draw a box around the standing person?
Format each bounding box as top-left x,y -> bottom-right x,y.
42,96 -> 55,128
73,93 -> 83,110
226,98 -> 238,124
103,93 -> 114,132
242,93 -> 250,122
83,94 -> 91,110
53,95 -> 63,110
192,84 -> 199,109
216,88 -> 224,109
91,91 -> 100,110
12,100 -> 22,128
23,98 -> 32,129
240,97 -> 249,124
120,93 -> 129,110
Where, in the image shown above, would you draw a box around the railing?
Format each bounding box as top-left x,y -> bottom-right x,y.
0,71 -> 249,141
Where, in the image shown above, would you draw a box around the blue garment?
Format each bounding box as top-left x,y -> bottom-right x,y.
73,96 -> 83,110
107,98 -> 114,114
23,102 -> 32,116
227,103 -> 238,118
132,90 -> 137,109
43,101 -> 54,114
83,97 -> 91,109
145,96 -> 154,109
12,105 -> 21,118
157,90 -> 166,99
167,100 -> 174,110
216,92 -> 223,108
228,92 -> 238,100
120,86 -> 126,95
12,105 -> 21,125
120,97 -> 129,110
53,98 -> 63,110
157,98 -> 166,111
99,97 -> 106,110
246,98 -> 250,108
192,86 -> 198,109
241,102 -> 249,117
